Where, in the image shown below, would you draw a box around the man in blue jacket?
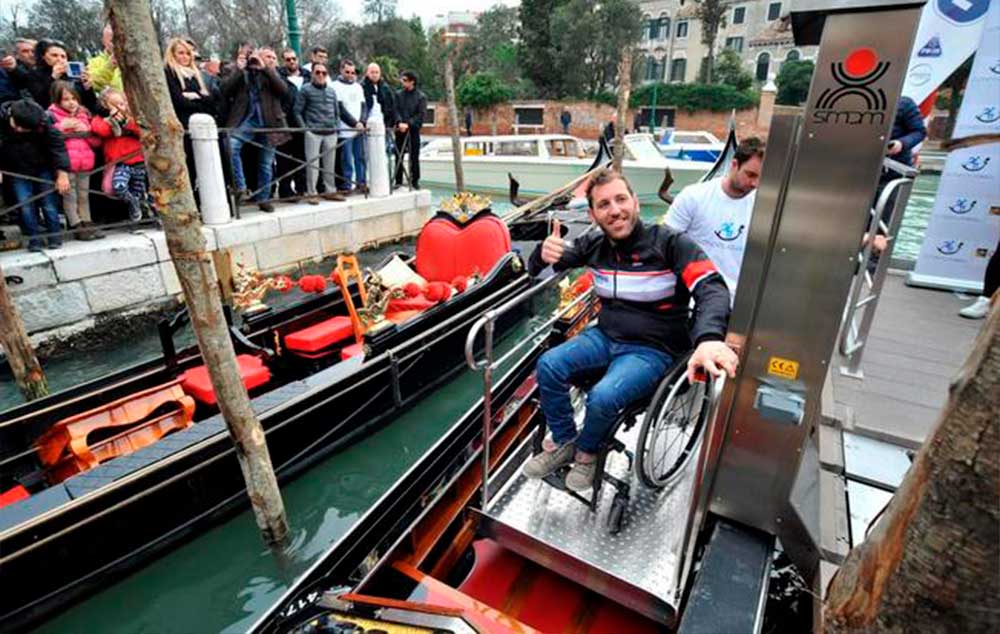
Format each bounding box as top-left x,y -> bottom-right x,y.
887,95 -> 926,168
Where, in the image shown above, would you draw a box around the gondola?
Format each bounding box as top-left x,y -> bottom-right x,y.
0,207 -> 532,631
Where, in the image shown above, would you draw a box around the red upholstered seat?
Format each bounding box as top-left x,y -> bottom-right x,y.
0,484 -> 29,509
340,341 -> 365,360
284,315 -> 354,354
180,354 -> 271,406
386,296 -> 437,312
415,212 -> 511,283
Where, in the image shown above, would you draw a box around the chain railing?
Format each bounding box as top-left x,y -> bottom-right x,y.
839,156 -> 918,379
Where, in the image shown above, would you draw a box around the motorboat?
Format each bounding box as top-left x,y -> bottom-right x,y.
420,133 -> 707,202
659,129 -> 725,165
0,209 -> 533,630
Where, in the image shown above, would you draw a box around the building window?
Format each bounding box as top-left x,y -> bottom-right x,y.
649,17 -> 661,40
725,37 -> 744,53
676,20 -> 688,38
670,58 -> 687,82
513,106 -> 544,126
425,106 -> 436,126
732,6 -> 746,24
767,2 -> 781,21
659,14 -> 670,41
786,49 -> 800,62
756,52 -> 771,81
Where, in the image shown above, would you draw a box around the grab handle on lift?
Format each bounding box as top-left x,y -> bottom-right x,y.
464,272 -> 593,507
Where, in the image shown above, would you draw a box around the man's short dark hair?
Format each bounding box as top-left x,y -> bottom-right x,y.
340,58 -> 355,71
310,45 -> 327,55
10,99 -> 46,130
400,70 -> 418,84
734,137 -> 765,167
585,168 -> 635,208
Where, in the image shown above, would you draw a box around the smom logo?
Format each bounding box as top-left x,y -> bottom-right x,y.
714,222 -> 745,242
936,240 -> 964,256
961,156 -> 990,172
814,48 -> 889,125
948,197 -> 977,214
974,106 -> 999,123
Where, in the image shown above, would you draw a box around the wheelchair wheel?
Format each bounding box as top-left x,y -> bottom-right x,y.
636,361 -> 711,489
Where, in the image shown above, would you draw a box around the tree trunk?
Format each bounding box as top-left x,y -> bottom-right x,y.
106,0 -> 288,545
824,305 -> 999,633
613,47 -> 633,173
490,109 -> 498,136
0,264 -> 49,402
444,49 -> 465,191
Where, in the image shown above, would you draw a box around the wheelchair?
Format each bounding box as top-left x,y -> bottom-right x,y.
533,351 -> 714,534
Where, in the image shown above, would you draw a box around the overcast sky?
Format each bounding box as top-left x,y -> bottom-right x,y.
340,0 -> 519,28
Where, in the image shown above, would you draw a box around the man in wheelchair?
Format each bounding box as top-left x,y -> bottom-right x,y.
525,169 -> 738,491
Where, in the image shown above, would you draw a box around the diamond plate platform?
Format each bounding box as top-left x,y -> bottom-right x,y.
475,422 -> 698,626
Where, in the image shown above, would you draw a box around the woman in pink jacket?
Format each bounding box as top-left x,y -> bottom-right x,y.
48,81 -> 103,240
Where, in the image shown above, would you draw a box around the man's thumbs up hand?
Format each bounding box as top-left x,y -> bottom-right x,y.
541,218 -> 565,264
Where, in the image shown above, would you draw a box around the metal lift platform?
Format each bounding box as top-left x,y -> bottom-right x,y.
472,420 -> 697,627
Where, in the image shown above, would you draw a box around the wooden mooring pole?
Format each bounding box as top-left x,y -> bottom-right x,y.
444,47 -> 465,192
0,264 -> 49,401
613,47 -> 633,173
106,0 -> 288,544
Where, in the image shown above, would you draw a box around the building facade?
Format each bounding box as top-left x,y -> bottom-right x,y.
637,0 -> 817,85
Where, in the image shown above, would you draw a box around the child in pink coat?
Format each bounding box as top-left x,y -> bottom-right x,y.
48,81 -> 103,240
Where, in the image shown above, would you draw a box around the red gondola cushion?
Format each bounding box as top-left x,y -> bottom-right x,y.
386,296 -> 437,312
415,212 -> 511,283
340,341 -> 365,360
0,484 -> 29,509
284,316 -> 354,354
180,354 -> 271,406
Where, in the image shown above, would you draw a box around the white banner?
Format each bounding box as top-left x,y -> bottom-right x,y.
902,0 -> 991,105
909,1 -> 999,293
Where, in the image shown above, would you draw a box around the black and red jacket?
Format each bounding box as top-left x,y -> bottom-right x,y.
529,220 -> 730,355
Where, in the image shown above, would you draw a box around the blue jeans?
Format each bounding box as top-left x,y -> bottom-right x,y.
229,121 -> 276,202
337,135 -> 366,190
536,327 -> 673,453
13,170 -> 62,248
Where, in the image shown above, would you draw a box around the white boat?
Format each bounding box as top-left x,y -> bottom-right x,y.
419,133 -> 707,202
658,129 -> 724,165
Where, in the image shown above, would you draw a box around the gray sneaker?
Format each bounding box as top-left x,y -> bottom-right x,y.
565,460 -> 596,491
523,442 -> 575,478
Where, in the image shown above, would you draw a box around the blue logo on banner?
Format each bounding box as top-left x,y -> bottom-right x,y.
917,35 -> 943,57
936,0 -> 989,25
714,222 -> 745,242
936,240 -> 964,255
961,155 -> 990,172
975,106 -> 1000,123
991,60 -> 1000,75
948,198 -> 977,214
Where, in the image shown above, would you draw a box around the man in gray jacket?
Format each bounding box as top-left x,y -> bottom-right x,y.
293,62 -> 363,203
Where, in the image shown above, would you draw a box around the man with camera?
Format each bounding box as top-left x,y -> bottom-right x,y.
221,47 -> 290,212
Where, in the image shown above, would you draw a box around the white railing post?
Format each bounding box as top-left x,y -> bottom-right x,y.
188,114 -> 232,224
366,117 -> 391,198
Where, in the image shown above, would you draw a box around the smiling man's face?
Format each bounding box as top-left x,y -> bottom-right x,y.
588,177 -> 639,241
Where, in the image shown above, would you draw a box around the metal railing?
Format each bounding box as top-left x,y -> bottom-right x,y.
839,157 -> 918,378
464,272 -> 586,506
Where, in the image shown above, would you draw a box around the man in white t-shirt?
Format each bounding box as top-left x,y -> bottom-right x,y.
664,137 -> 765,301
332,59 -> 367,192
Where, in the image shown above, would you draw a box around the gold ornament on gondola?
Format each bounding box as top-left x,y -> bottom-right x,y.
356,268 -> 405,331
440,192 -> 492,222
232,262 -> 281,313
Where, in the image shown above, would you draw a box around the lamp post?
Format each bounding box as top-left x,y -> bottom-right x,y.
285,0 -> 302,57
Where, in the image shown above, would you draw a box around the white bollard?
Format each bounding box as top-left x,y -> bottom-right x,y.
366,117 -> 391,198
188,114 -> 232,224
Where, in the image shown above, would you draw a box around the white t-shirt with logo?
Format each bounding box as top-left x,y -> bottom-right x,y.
664,177 -> 755,300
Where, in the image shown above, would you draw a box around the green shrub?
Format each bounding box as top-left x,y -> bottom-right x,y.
630,83 -> 758,112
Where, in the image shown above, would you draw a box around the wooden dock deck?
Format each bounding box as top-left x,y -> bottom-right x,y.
828,271 -> 982,449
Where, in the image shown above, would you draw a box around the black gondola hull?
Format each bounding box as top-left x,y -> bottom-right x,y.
0,256 -> 531,632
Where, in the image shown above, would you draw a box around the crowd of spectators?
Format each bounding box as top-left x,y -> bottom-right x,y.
0,27 -> 428,251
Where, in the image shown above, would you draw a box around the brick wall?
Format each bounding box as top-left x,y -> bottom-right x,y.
424,100 -> 770,140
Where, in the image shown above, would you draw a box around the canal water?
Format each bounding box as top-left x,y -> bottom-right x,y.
4,173 -> 939,632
